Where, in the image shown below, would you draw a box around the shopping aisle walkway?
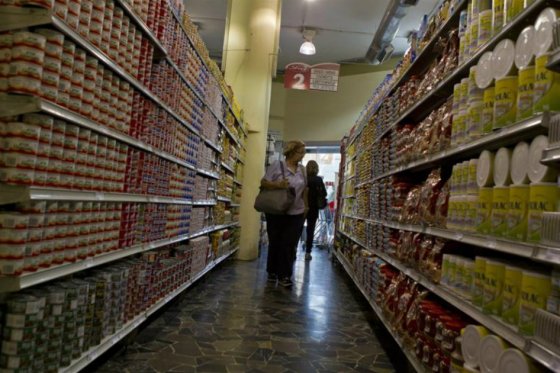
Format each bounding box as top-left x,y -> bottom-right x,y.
91,247 -> 403,373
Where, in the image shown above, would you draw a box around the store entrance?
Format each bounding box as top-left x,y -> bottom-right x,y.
302,146 -> 340,250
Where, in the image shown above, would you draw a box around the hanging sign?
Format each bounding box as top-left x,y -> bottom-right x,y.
284,63 -> 340,92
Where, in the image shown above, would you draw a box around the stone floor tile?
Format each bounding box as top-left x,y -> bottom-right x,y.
93,248 -> 401,373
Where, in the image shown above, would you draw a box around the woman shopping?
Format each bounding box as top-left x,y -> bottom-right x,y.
260,140 -> 308,287
304,160 -> 327,260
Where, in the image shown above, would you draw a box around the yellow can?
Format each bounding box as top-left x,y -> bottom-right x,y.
467,195 -> 479,232
477,187 -> 494,234
501,265 -> 523,325
483,260 -> 506,315
453,83 -> 462,115
507,184 -> 530,241
459,35 -> 467,65
527,182 -> 560,242
482,86 -> 495,133
493,0 -> 505,34
468,159 -> 479,195
465,25 -> 472,60
492,186 -> 510,237
448,196 -> 458,229
448,255 -> 458,289
469,66 -> 483,99
452,110 -> 466,146
519,270 -> 552,335
493,76 -> 518,130
517,65 -> 535,120
534,54 -> 560,113
473,257 -> 487,307
470,20 -> 480,54
478,9 -> 493,47
468,100 -> 484,140
460,78 -> 470,107
442,254 -> 451,285
505,0 -> 524,23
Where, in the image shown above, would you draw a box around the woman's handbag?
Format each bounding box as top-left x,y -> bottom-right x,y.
254,162 -> 295,214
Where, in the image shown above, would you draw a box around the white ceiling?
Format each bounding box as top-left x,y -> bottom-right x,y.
184,0 -> 440,71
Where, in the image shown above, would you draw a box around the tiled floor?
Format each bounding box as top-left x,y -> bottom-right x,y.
90,246 -> 407,372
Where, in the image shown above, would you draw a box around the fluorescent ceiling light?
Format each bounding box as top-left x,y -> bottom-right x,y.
299,41 -> 316,55
300,29 -> 316,55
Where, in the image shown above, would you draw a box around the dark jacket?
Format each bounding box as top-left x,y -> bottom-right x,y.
307,175 -> 327,210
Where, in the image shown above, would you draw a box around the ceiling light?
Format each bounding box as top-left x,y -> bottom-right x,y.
299,29 -> 316,55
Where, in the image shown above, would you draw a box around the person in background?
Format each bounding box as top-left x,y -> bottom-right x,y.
260,140 -> 308,287
304,160 -> 327,260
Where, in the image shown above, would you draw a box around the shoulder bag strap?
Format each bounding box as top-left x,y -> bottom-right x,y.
280,160 -> 286,179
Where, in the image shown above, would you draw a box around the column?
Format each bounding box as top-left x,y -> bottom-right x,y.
222,0 -> 282,260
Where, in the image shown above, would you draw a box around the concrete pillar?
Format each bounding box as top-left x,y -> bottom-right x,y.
222,0 -> 281,260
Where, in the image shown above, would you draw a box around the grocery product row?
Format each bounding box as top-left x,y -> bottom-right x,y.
350,0 -> 558,150
335,233 -> 559,372
0,197 -> 240,276
0,3 -> 246,153
0,0 -> 246,141
0,235 -> 238,373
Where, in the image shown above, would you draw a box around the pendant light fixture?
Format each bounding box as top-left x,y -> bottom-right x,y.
299,29 -> 316,55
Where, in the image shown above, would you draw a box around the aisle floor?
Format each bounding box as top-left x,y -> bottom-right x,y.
92,246 -> 402,373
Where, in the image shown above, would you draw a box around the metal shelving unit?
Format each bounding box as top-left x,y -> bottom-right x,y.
0,185 -> 193,205
217,196 -> 232,203
59,247 -> 238,373
0,3 -> 246,372
336,1 -> 560,371
192,199 -> 217,206
221,162 -> 235,174
197,168 -> 220,180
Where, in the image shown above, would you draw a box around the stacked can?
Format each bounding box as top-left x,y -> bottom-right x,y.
0,294 -> 45,371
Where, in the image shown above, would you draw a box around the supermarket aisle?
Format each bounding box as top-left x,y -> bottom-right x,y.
92,247 -> 402,373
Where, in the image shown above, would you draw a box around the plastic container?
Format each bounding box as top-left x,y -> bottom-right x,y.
501,265 -> 523,325
479,334 -> 508,373
461,324 -> 490,368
